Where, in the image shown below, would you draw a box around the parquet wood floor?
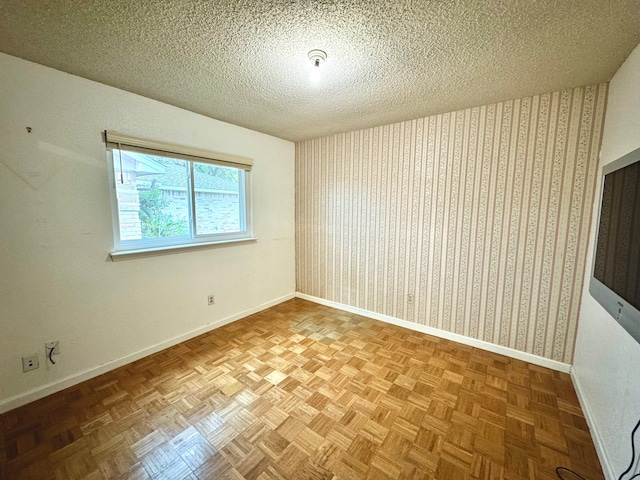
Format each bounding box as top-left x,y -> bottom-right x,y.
1,299 -> 604,480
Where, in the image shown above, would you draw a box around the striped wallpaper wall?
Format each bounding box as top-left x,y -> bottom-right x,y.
295,84 -> 608,363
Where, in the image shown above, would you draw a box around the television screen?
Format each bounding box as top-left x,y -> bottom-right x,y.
590,146 -> 640,344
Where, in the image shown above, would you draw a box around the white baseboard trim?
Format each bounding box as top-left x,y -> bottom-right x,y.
0,293 -> 295,415
296,293 -> 571,373
570,368 -> 615,480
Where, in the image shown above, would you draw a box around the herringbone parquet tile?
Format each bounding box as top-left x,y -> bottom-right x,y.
0,299 -> 604,479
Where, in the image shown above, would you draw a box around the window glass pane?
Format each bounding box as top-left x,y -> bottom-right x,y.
113,150 -> 190,241
109,140 -> 252,254
193,163 -> 244,235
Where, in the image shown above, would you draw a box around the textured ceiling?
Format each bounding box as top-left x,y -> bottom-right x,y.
1,1 -> 639,142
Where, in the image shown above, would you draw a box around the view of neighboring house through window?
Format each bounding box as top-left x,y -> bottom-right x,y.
106,132 -> 253,254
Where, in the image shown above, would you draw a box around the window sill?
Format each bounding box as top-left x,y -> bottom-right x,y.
109,237 -> 258,261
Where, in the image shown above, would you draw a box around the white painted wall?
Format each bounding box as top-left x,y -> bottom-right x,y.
573,43 -> 640,479
0,53 -> 295,411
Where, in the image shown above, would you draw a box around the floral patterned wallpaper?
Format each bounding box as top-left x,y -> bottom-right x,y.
296,84 -> 608,363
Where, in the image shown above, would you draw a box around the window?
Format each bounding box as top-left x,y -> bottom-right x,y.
105,131 -> 254,258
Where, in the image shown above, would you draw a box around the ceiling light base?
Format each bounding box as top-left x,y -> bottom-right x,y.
308,49 -> 327,66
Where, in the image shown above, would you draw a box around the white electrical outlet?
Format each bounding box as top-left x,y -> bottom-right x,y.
45,341 -> 60,366
208,295 -> 215,306
22,354 -> 39,372
45,341 -> 60,356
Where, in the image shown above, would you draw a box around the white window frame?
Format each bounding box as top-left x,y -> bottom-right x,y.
105,131 -> 255,260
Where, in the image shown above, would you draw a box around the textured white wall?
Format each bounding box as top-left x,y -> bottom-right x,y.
573,43 -> 640,479
0,53 -> 295,410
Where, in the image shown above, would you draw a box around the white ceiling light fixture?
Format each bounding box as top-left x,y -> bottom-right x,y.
308,49 -> 327,83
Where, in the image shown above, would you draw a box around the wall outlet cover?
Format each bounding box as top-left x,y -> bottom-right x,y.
45,341 -> 60,355
22,354 -> 39,372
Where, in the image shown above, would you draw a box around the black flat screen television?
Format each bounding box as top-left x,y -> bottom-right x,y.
590,146 -> 640,345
